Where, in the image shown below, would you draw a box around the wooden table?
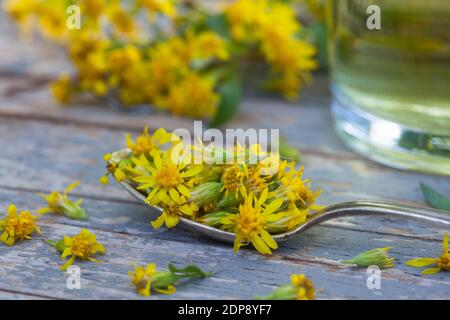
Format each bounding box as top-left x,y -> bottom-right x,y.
0,13 -> 449,300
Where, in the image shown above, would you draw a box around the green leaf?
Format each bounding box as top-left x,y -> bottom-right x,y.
210,74 -> 241,127
43,239 -> 66,252
420,183 -> 450,212
205,13 -> 231,39
168,263 -> 213,278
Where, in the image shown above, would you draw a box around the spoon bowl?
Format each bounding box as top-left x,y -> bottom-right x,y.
117,178 -> 450,243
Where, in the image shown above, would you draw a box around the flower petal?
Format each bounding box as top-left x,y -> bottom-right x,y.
405,258 -> 437,267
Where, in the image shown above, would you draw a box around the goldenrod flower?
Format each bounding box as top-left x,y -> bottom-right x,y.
0,204 -> 40,246
139,0 -> 177,20
151,195 -> 199,229
126,127 -> 172,157
342,247 -> 394,269
259,274 -> 315,300
406,233 -> 450,275
221,189 -> 283,255
37,181 -> 88,220
47,228 -> 105,271
133,148 -> 202,206
129,262 -> 211,297
99,151 -> 132,185
106,2 -> 136,36
51,74 -> 72,104
221,163 -> 268,199
156,72 -> 219,118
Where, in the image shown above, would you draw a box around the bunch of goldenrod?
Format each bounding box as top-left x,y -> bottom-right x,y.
4,0 -> 317,125
103,127 -> 322,255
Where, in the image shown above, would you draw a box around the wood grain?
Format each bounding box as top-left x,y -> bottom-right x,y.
0,10 -> 449,300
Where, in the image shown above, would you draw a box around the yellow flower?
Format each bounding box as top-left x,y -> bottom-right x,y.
56,228 -> 105,271
225,0 -> 317,99
190,31 -> 229,61
342,247 -> 394,269
133,148 -> 203,206
0,204 -> 40,246
290,274 -> 316,300
80,0 -> 105,20
259,273 -> 315,300
106,2 -> 136,36
129,262 -> 211,297
221,163 -> 268,199
156,72 -> 219,118
139,0 -> 177,19
126,127 -> 172,156
99,152 -> 128,185
221,189 -> 283,255
151,196 -> 199,229
51,74 -> 72,104
37,181 -> 88,220
406,233 -> 450,275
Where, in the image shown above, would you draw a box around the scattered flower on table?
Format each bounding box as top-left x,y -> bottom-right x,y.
341,247 -> 394,269
103,127 -> 323,256
406,233 -> 450,275
0,204 -> 40,246
129,262 -> 212,297
46,228 -> 105,271
37,181 -> 88,220
258,274 -> 315,300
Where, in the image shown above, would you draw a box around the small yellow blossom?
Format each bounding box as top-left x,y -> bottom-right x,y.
51,74 -> 72,104
406,233 -> 450,275
221,189 -> 283,255
259,274 -> 315,300
133,148 -> 202,206
129,262 -> 211,297
47,228 -> 105,271
156,73 -> 219,118
151,196 -> 199,229
139,0 -> 177,20
37,181 -> 88,220
0,204 -> 40,246
99,152 -> 129,185
126,127 -> 172,156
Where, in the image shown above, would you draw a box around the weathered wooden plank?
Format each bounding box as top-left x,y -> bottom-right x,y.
0,218 -> 449,300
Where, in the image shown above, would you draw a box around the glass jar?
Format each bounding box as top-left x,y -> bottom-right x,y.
326,0 -> 450,175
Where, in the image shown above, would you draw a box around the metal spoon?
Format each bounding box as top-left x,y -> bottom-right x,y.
118,179 -> 450,243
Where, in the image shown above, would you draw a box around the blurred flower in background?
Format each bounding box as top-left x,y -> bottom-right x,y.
3,0 -> 324,125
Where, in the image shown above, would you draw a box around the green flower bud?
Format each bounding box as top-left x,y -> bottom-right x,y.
191,182 -> 223,207
342,247 -> 394,269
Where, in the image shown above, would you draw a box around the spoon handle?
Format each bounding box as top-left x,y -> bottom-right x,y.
274,201 -> 450,241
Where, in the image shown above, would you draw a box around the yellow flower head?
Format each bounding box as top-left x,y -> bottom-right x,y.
59,228 -> 105,270
139,0 -> 177,19
133,147 -> 202,206
126,127 -> 172,157
156,72 -> 219,118
259,273 -> 315,300
406,233 -> 450,275
129,262 -> 210,297
151,196 -> 199,229
129,263 -> 160,297
106,2 -> 136,36
190,31 -> 229,61
51,73 -> 72,104
37,181 -> 88,220
0,204 -> 40,246
221,189 -> 283,255
291,274 -> 316,300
